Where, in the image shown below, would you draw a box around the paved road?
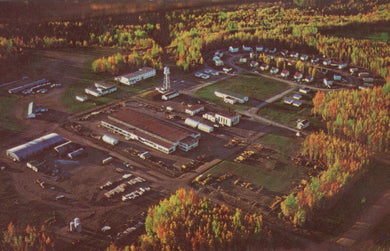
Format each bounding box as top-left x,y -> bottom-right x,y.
240,110 -> 306,135
247,86 -> 297,114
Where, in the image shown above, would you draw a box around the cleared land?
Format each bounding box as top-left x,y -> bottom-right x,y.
323,26 -> 390,42
308,159 -> 390,239
0,48 -> 162,115
195,73 -> 290,111
257,97 -> 324,130
0,96 -> 24,134
205,133 -> 305,194
119,76 -> 161,94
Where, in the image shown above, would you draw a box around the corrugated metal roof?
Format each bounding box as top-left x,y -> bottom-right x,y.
6,133 -> 63,161
109,109 -> 197,144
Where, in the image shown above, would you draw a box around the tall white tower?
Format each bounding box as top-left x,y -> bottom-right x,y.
157,66 -> 171,94
163,66 -> 170,92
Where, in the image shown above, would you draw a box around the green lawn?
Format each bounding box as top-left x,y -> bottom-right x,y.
206,134 -> 305,193
256,133 -> 302,156
327,29 -> 390,42
60,48 -> 126,113
119,76 -> 161,94
0,96 -> 24,133
195,73 -> 290,110
257,98 -> 324,130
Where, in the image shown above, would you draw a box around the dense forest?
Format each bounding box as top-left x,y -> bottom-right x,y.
281,79 -> 390,226
107,188 -> 264,251
0,1 -> 389,77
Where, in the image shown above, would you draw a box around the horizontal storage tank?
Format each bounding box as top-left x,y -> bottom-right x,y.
102,156 -> 113,165
54,141 -> 73,155
102,135 -> 118,145
198,123 -> 214,133
67,148 -> 84,159
184,118 -> 200,128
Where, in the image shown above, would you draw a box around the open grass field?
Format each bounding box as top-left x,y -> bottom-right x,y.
205,159 -> 303,193
119,76 -> 161,94
256,133 -> 302,156
327,28 -> 390,42
257,98 -> 324,130
0,96 -> 24,134
321,25 -> 390,42
59,51 -> 161,113
195,73 -> 290,111
205,133 -> 305,193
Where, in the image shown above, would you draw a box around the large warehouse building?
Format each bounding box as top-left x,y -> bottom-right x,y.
101,109 -> 200,154
115,67 -> 156,86
6,133 -> 63,162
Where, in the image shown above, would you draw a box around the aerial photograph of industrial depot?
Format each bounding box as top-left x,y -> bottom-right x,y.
0,0 -> 389,250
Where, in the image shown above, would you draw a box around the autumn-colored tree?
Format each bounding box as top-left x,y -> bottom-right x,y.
1,222 -> 55,251
109,188 -> 263,251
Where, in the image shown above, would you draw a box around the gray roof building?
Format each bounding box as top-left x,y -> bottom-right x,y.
6,133 -> 63,162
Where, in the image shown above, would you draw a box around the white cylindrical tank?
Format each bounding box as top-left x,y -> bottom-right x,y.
198,123 -> 214,133
184,118 -> 200,128
75,223 -> 82,233
70,222 -> 75,232
74,218 -> 82,232
102,135 -> 118,145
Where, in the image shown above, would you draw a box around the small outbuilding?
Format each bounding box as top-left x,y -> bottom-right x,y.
293,93 -> 302,100
294,72 -> 303,81
292,100 -> 302,107
281,70 -> 290,78
260,64 -> 269,71
283,97 -> 294,105
297,119 -> 310,129
270,67 -> 279,74
185,105 -> 204,116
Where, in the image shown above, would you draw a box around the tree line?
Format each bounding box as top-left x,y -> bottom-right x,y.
107,188 -> 264,251
281,80 -> 390,226
1,1 -> 389,77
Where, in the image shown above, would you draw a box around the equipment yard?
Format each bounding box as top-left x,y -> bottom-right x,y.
0,18 -> 387,248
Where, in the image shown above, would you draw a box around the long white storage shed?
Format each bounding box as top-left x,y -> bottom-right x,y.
102,135 -> 119,145
198,123 -> 214,133
6,133 -> 63,162
184,118 -> 200,128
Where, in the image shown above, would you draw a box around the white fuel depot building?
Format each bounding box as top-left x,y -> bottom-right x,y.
115,67 -> 156,86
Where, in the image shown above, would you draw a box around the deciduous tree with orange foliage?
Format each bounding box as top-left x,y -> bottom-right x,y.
281,80 -> 390,226
1,222 -> 55,251
108,188 -> 264,251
